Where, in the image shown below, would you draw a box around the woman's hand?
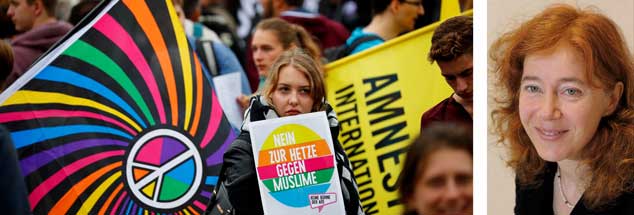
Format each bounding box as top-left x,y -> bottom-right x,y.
237,94 -> 251,110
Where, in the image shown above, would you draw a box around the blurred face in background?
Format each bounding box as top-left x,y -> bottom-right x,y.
270,65 -> 314,117
7,0 -> 37,32
396,0 -> 425,32
438,54 -> 473,102
409,147 -> 473,215
519,46 -> 621,161
173,2 -> 187,27
252,29 -> 285,77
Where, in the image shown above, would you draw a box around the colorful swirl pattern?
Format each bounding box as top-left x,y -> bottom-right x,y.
0,0 -> 235,214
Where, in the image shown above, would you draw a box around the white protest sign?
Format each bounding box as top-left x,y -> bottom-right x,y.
212,72 -> 243,128
249,111 -> 345,214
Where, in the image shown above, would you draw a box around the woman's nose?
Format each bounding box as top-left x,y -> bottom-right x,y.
538,93 -> 562,120
253,50 -> 263,61
288,91 -> 299,105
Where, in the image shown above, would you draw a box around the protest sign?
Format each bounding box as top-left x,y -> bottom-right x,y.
249,112 -> 345,214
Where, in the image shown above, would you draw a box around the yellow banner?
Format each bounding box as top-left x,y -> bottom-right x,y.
324,10 -> 472,214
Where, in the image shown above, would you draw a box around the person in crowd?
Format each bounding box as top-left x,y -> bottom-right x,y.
178,0 -> 253,98
491,4 -> 634,214
0,124 -> 31,214
197,0 -> 246,67
217,48 -> 364,214
174,0 -> 221,43
420,15 -> 472,130
199,0 -> 238,33
344,0 -> 424,55
173,0 -> 252,97
237,18 -> 320,109
5,0 -> 72,88
0,40 -> 14,91
240,0 -> 347,90
260,0 -> 349,50
399,123 -> 473,215
318,0 -> 363,31
67,0 -> 100,25
0,0 -> 17,39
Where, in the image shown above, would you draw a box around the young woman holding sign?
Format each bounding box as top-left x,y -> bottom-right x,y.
212,48 -> 363,214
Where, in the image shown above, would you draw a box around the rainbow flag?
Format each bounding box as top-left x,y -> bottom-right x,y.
0,0 -> 234,214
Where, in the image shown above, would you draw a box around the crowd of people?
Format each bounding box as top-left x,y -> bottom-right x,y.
0,0 -> 474,92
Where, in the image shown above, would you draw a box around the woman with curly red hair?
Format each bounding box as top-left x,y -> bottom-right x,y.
491,4 -> 634,214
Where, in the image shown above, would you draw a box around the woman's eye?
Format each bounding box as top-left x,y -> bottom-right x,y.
563,88 -> 581,96
523,85 -> 540,93
425,177 -> 445,188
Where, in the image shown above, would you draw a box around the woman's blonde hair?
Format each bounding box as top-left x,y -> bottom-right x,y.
261,48 -> 326,112
491,4 -> 634,209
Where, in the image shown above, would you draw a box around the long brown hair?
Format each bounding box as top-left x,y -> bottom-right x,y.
491,4 -> 634,209
255,18 -> 321,64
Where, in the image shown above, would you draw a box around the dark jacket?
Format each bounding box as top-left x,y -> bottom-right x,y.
515,162 -> 634,215
420,95 -> 472,131
0,125 -> 31,214
222,95 -> 364,214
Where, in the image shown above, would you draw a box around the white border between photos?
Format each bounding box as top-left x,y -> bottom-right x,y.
473,0 -> 487,215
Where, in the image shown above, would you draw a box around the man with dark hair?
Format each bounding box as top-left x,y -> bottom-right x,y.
6,0 -> 72,87
343,0 -> 424,55
420,15 -> 473,130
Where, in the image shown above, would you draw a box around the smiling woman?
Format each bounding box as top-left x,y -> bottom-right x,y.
491,4 -> 634,215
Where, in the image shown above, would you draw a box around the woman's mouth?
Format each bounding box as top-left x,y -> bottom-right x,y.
535,127 -> 568,141
285,110 -> 300,115
256,65 -> 268,72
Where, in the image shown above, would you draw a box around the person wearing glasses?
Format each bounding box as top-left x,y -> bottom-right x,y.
343,0 -> 424,56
